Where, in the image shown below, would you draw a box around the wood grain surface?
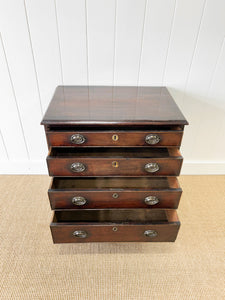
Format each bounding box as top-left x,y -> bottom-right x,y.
50,209 -> 180,243
41,86 -> 188,125
49,177 -> 182,209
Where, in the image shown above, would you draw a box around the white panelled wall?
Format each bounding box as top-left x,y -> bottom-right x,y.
0,0 -> 225,174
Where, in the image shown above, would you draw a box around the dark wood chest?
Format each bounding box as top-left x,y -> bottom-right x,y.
41,86 -> 188,243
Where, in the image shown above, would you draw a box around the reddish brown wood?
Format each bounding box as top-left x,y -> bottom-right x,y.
50,209 -> 180,243
47,147 -> 183,177
41,86 -> 188,126
41,85 -> 188,243
46,129 -> 183,147
48,177 -> 182,209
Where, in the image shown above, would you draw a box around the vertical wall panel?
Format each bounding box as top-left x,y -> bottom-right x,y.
163,0 -> 206,93
0,0 -> 46,160
25,0 -> 62,112
114,0 -> 146,85
87,0 -> 116,85
0,0 -> 225,173
56,0 -> 88,85
209,39 -> 225,109
0,36 -> 28,160
161,0 -> 205,161
0,131 -> 8,161
184,0 -> 225,160
185,0 -> 225,98
208,40 -> 225,159
139,0 -> 175,85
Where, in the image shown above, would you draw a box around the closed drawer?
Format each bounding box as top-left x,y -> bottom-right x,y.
50,209 -> 180,243
46,126 -> 183,147
47,147 -> 183,177
49,177 -> 182,209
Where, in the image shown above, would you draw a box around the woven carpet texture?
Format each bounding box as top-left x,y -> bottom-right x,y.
0,175 -> 224,299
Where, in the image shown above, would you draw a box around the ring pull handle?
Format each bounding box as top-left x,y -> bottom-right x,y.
145,134 -> 160,145
72,196 -> 87,206
70,134 -> 86,144
144,230 -> 158,237
144,196 -> 159,205
144,163 -> 159,173
71,162 -> 86,173
73,230 -> 87,238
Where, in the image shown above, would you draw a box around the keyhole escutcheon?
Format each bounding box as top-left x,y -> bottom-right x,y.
112,161 -> 119,168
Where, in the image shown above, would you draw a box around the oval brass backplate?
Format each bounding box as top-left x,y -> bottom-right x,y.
112,161 -> 119,168
112,134 -> 119,141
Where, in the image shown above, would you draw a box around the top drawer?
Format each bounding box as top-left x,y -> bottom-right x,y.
45,125 -> 183,147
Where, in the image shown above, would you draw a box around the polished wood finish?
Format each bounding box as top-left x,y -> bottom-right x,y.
48,177 -> 182,209
47,147 -> 183,177
42,85 -> 188,243
50,209 -> 180,243
41,86 -> 188,126
46,128 -> 183,147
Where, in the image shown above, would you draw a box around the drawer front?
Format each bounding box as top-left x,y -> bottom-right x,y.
50,208 -> 180,243
50,223 -> 180,243
49,190 -> 181,209
47,157 -> 183,177
46,131 -> 183,147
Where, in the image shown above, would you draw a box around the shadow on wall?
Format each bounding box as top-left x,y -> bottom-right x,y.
168,88 -> 225,161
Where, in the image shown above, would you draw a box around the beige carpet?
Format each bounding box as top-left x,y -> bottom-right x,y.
0,175 -> 224,299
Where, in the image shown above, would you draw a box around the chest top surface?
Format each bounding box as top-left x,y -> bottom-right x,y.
41,86 -> 188,126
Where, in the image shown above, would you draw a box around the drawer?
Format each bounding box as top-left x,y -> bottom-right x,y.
46,126 -> 183,147
49,177 -> 182,209
50,209 -> 180,243
47,147 -> 183,177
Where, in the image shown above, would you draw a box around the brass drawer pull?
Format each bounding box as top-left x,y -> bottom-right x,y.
70,134 -> 86,144
72,196 -> 87,206
145,196 -> 159,205
145,134 -> 160,145
144,163 -> 159,173
73,230 -> 87,238
112,193 -> 119,198
71,162 -> 86,173
144,230 -> 158,237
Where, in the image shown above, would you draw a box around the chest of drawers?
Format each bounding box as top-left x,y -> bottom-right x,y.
41,86 -> 188,243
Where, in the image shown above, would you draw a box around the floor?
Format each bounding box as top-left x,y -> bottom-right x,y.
0,175 -> 224,299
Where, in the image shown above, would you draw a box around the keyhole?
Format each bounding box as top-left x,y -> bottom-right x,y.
112,161 -> 119,168
112,134 -> 119,141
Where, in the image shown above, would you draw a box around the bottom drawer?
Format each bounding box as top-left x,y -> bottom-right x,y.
50,209 -> 180,243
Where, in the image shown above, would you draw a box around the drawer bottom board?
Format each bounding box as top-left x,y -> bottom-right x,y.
50,209 -> 180,243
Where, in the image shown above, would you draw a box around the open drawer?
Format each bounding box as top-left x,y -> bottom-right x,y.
45,125 -> 183,147
50,209 -> 180,243
49,177 -> 182,209
47,147 -> 183,177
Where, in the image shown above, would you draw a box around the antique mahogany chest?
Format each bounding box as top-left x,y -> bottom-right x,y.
41,86 -> 188,243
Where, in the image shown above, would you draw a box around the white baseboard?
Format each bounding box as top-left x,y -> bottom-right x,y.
181,161 -> 225,175
0,160 -> 225,175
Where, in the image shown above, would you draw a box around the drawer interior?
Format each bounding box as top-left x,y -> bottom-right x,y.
47,125 -> 183,131
51,177 -> 180,190
53,209 -> 177,224
49,147 -> 181,158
